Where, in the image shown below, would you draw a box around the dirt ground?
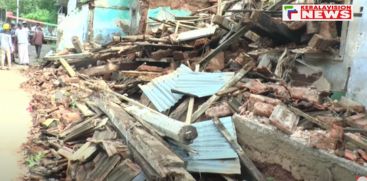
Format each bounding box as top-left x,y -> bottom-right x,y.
28,44 -> 52,65
0,66 -> 32,180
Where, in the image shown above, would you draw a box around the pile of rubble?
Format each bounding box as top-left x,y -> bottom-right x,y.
22,0 -> 367,180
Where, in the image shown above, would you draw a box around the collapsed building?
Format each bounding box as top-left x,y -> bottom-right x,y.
22,0 -> 367,180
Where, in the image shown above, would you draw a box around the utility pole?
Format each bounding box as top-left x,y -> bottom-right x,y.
16,0 -> 19,24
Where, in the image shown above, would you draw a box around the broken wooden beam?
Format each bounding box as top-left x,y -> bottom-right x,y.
124,105 -> 198,144
76,103 -> 95,117
213,117 -> 265,181
106,159 -> 141,181
169,99 -> 189,121
175,26 -> 217,42
60,58 -> 77,77
288,106 -> 330,129
250,11 -> 299,42
60,117 -> 99,142
71,142 -> 98,162
80,63 -> 119,76
95,97 -> 195,180
44,53 -> 93,61
86,153 -> 121,181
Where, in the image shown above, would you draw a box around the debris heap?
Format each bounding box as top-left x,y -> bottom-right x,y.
22,0 -> 367,180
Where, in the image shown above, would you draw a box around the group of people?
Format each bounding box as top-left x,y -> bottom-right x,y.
0,22 -> 44,70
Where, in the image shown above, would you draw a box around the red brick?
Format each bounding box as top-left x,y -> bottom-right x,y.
357,149 -> 367,161
253,102 -> 274,117
237,79 -> 268,94
329,124 -> 344,141
344,149 -> 358,161
205,102 -> 232,118
289,86 -> 320,104
310,131 -> 338,150
206,52 -> 225,72
61,110 -> 82,123
137,64 -> 164,72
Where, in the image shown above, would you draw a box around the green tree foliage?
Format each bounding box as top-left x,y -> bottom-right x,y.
0,0 -> 57,23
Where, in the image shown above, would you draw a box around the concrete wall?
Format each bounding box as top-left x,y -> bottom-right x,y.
346,0 -> 367,106
233,114 -> 367,181
57,0 -> 143,51
303,0 -> 366,93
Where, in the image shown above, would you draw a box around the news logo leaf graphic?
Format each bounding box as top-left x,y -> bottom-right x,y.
284,5 -> 298,20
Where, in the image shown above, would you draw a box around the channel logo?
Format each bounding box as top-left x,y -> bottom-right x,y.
284,5 -> 299,20
283,4 -> 353,21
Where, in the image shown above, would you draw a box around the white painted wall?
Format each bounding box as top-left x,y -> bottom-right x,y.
347,0 -> 367,106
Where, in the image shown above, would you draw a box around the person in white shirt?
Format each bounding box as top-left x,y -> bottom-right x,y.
15,23 -> 30,65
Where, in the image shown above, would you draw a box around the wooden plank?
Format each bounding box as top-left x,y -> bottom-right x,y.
80,63 -> 119,76
60,58 -> 77,77
191,61 -> 255,122
76,102 -> 95,117
169,99 -> 189,121
60,117 -> 97,141
185,64 -> 200,124
71,142 -> 98,162
86,154 -> 121,181
213,117 -> 265,181
119,71 -> 162,77
288,106 -> 329,129
106,159 -> 141,181
44,53 -> 92,61
175,26 -> 217,42
274,48 -> 288,77
136,57 -> 173,63
57,146 -> 74,160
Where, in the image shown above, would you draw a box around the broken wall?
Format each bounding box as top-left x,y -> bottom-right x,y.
57,0 -> 144,51
57,2 -> 89,51
305,0 -> 367,97
233,115 -> 367,181
346,0 -> 367,106
93,0 -> 141,44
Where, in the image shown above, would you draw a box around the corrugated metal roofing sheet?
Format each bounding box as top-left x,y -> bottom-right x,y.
170,116 -> 241,174
139,65 -> 234,112
186,159 -> 241,174
139,65 -> 192,112
172,72 -> 234,98
189,117 -> 237,160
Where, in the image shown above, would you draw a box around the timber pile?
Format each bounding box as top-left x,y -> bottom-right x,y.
22,68 -> 196,180
22,0 -> 365,180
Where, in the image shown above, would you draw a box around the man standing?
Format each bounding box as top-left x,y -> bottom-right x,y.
15,23 -> 29,65
0,23 -> 14,69
32,24 -> 44,59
